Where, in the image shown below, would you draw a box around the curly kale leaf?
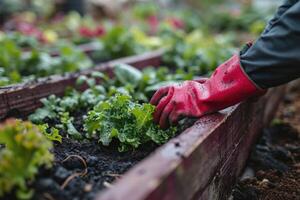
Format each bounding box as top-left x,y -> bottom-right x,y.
38,124 -> 62,143
84,93 -> 177,151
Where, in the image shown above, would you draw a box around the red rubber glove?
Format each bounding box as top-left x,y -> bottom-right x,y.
150,54 -> 265,129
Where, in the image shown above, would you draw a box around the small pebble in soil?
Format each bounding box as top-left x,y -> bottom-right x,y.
29,139 -> 157,200
54,166 -> 72,183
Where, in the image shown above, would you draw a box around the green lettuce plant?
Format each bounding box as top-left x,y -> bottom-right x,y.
0,119 -> 54,199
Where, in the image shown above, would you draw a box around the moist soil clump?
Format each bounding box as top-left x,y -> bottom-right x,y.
1,108 -> 158,200
2,99 -> 185,200
231,86 -> 300,200
31,139 -> 157,200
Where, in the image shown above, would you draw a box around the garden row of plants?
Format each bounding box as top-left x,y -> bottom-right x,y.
0,2 -> 272,199
1,1 -> 195,46
0,1 -> 197,87
0,23 -> 237,87
0,1 -> 198,41
1,1 -> 269,39
0,0 -> 270,88
0,33 -> 234,198
0,25 -> 157,87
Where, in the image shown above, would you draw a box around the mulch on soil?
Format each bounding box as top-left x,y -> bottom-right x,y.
231,87 -> 300,200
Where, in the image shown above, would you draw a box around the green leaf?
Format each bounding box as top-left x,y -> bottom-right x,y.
59,94 -> 80,111
114,64 -> 143,87
91,71 -> 109,81
132,104 -> 154,130
0,119 -> 53,198
38,124 -> 62,143
66,121 -> 82,140
16,188 -> 34,200
29,95 -> 60,124
76,75 -> 88,86
60,112 -> 82,140
84,93 -> 177,151
0,36 -> 92,86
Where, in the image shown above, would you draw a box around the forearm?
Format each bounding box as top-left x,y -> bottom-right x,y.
263,0 -> 297,34
240,1 -> 300,89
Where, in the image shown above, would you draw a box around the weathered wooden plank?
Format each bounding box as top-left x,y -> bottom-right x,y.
195,100 -> 266,200
0,44 -> 285,199
96,86 -> 285,200
0,49 -> 164,120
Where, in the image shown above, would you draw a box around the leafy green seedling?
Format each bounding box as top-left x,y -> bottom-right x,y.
0,119 -> 54,199
38,124 -> 62,143
84,93 -> 177,151
114,63 -> 143,87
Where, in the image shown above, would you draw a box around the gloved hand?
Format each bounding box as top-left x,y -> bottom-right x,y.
150,54 -> 266,129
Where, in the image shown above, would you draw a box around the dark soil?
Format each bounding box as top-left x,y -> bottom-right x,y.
30,139 -> 157,200
26,105 -> 194,200
28,108 -> 192,200
231,86 -> 300,200
2,91 -> 196,200
1,108 -> 159,200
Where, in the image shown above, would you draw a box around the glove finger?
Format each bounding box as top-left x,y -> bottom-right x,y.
159,101 -> 175,129
150,86 -> 171,106
153,88 -> 174,124
169,109 -> 185,126
194,77 -> 209,84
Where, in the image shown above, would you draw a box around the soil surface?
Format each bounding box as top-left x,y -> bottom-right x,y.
2,108 -> 158,200
30,139 -> 157,200
2,100 -> 194,200
231,85 -> 300,200
28,112 -> 192,200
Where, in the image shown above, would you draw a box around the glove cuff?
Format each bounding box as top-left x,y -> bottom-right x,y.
197,54 -> 266,114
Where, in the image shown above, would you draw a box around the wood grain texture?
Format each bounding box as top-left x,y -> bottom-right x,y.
0,49 -> 164,120
96,86 -> 286,200
0,46 -> 286,199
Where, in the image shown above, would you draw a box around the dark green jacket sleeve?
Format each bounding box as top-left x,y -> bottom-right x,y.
240,0 -> 300,89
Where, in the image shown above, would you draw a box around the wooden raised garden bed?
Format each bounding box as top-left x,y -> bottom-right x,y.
0,49 -> 286,200
96,86 -> 286,200
0,49 -> 164,120
49,42 -> 102,57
